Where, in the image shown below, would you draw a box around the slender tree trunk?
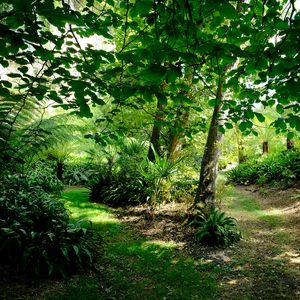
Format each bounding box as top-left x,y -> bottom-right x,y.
235,124 -> 246,163
287,138 -> 294,150
262,141 -> 269,154
147,97 -> 165,161
167,106 -> 189,161
192,0 -> 243,216
193,82 -> 223,214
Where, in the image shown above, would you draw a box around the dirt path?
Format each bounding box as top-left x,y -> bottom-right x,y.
117,186 -> 300,299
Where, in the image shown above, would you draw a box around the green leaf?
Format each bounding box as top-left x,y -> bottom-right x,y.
221,3 -> 237,19
239,121 -> 252,131
218,126 -> 225,134
287,132 -> 294,139
276,104 -> 284,114
208,98 -> 221,107
255,112 -> 265,123
225,122 -> 233,129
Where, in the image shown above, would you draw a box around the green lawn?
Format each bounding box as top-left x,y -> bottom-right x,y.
45,187 -> 220,300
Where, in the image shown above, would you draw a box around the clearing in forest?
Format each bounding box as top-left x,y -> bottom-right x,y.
1,186 -> 299,300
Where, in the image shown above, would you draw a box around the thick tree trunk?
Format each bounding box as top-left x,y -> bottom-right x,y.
287,138 -> 294,150
193,83 -> 223,214
262,141 -> 269,154
147,98 -> 165,161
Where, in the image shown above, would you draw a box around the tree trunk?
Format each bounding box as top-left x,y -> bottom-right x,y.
56,161 -> 64,181
235,124 -> 246,164
287,138 -> 294,150
192,0 -> 243,216
193,82 -> 223,214
147,97 -> 165,161
262,141 -> 269,154
167,106 -> 189,161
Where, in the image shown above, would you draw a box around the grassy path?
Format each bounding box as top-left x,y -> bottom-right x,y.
42,186 -> 300,300
45,188 -> 219,300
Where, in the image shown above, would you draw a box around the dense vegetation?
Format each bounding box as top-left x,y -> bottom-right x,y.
228,149 -> 300,185
0,172 -> 92,277
0,2 -> 299,298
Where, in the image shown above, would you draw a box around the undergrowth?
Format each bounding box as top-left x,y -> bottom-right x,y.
227,150 -> 300,186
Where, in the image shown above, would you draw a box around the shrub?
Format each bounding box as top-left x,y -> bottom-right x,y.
89,170 -> 149,207
227,150 -> 300,185
89,140 -> 150,206
26,161 -> 64,193
191,209 -> 241,247
0,174 -> 92,277
89,152 -> 182,207
63,163 -> 99,186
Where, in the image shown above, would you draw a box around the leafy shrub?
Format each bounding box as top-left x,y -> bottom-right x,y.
227,150 -> 300,185
89,139 -> 150,206
27,161 -> 64,193
89,169 -> 149,207
89,150 -> 183,207
63,163 -> 99,186
0,174 -> 92,277
170,176 -> 198,202
191,209 -> 241,247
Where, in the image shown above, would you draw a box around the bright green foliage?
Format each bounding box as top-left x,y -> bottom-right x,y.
227,150 -> 300,185
89,139 -> 191,206
0,174 -> 93,277
191,209 -> 241,247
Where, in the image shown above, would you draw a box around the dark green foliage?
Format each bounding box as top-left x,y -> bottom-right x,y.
227,150 -> 300,185
0,174 -> 93,277
89,168 -> 149,207
191,209 -> 241,247
27,161 -> 64,194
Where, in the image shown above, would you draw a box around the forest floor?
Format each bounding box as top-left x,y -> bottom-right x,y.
1,185 -> 299,300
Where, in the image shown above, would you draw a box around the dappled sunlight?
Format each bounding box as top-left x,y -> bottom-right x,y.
274,251 -> 300,265
142,239 -> 182,249
62,188 -> 121,232
104,238 -> 219,299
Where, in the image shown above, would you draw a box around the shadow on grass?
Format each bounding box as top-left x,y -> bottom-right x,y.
44,187 -> 220,300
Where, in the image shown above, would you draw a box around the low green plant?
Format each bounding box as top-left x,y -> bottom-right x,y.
140,152 -> 181,205
26,161 -> 64,193
63,163 -> 99,186
191,209 -> 241,247
0,174 -> 93,277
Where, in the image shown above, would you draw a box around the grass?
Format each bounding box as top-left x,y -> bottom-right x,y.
43,186 -> 299,300
44,187 -> 220,300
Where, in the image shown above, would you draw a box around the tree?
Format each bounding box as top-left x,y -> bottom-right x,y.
1,0 -> 299,214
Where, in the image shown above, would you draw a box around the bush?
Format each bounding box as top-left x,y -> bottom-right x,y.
63,163 -> 99,186
89,152 -> 182,207
0,174 -> 92,277
191,209 -> 241,247
227,150 -> 300,185
89,169 -> 149,207
27,161 -> 64,193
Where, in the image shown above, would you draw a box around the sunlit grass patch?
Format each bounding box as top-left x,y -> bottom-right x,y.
62,187 -> 121,236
